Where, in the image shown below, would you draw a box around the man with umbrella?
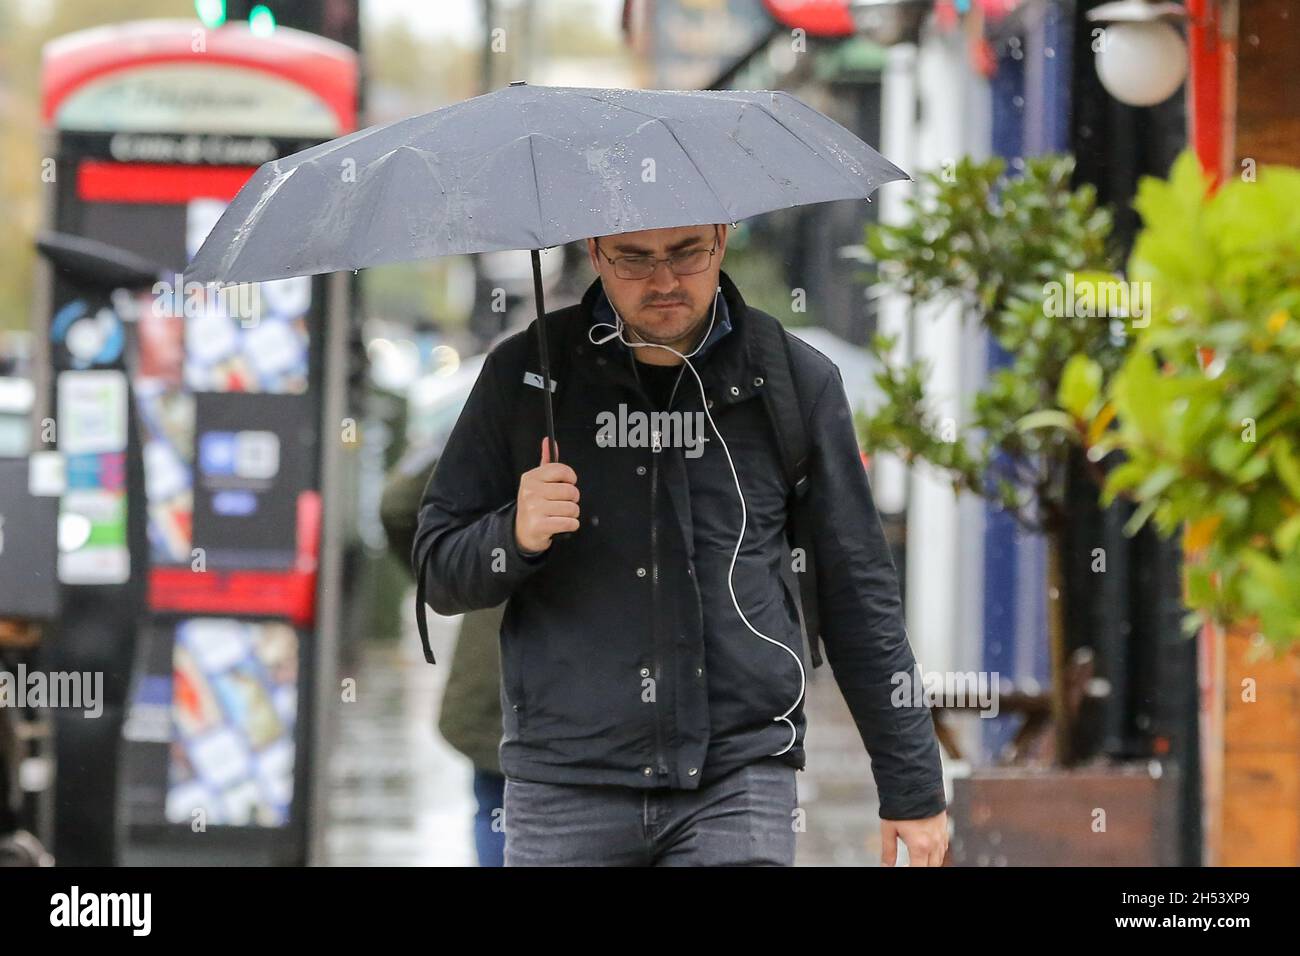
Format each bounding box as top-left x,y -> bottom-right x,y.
187,84 -> 950,867
412,221 -> 949,866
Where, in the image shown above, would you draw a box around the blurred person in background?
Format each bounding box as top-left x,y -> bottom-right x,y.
382,433 -> 508,867
379,317 -> 527,868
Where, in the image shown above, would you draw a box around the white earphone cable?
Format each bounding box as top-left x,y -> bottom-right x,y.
588,288 -> 806,757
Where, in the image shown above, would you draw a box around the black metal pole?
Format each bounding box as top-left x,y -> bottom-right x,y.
530,247 -> 559,464
530,248 -> 574,543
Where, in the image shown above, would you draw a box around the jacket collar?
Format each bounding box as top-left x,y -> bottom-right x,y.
573,269 -> 764,408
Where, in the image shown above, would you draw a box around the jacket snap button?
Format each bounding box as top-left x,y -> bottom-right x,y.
688,768 -> 698,777
729,385 -> 740,396
696,667 -> 703,677
636,567 -> 646,577
706,398 -> 714,409
636,465 -> 646,476
753,376 -> 764,387
643,767 -> 653,776
640,667 -> 650,678
512,704 -> 518,711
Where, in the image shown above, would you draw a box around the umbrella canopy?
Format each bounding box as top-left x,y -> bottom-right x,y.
185,82 -> 907,482
185,83 -> 907,285
37,232 -> 166,289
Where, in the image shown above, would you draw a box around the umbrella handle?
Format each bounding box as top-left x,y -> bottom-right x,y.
532,248 -> 575,543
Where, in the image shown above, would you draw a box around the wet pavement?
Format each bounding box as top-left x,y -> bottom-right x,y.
326,597 -> 908,866
325,611 -> 474,866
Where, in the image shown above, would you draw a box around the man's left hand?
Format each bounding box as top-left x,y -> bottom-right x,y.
879,812 -> 949,867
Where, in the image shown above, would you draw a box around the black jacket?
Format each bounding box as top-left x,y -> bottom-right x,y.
413,270 -> 946,820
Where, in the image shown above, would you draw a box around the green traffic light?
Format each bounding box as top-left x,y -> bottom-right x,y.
195,0 -> 226,28
249,4 -> 277,36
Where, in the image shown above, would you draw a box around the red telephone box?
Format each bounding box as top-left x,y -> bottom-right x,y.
38,19 -> 357,864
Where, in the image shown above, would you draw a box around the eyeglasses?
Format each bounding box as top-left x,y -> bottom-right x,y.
595,227 -> 720,280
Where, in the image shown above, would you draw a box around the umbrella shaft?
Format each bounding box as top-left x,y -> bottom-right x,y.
531,248 -> 560,464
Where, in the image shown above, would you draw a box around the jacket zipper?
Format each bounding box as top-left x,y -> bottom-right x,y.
652,367 -> 690,780
633,356 -> 670,780
650,449 -> 668,778
637,359 -> 691,783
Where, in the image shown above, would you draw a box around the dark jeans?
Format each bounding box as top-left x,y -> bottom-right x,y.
473,769 -> 507,867
502,757 -> 798,866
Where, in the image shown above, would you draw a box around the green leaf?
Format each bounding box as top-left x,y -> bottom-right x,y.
1135,464 -> 1180,501
1058,354 -> 1104,419
1015,410 -> 1077,434
1272,438 -> 1300,501
1102,460 -> 1147,504
1239,550 -> 1287,592
1123,496 -> 1160,537
1274,514 -> 1300,555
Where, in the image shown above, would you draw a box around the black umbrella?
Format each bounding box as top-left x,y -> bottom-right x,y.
186,82 -> 908,459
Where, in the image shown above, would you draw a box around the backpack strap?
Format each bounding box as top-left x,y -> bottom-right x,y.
415,547 -> 436,664
745,309 -> 824,669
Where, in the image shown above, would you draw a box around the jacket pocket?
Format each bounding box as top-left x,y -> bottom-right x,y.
779,575 -> 810,655
771,579 -> 809,705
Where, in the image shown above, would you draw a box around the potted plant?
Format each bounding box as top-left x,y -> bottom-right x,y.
859,155 -> 1179,864
1071,153 -> 1300,865
861,154 -> 1123,759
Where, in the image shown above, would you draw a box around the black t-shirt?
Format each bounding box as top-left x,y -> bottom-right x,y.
633,360 -> 686,411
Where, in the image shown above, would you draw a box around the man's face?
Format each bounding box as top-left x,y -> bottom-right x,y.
587,223 -> 728,351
